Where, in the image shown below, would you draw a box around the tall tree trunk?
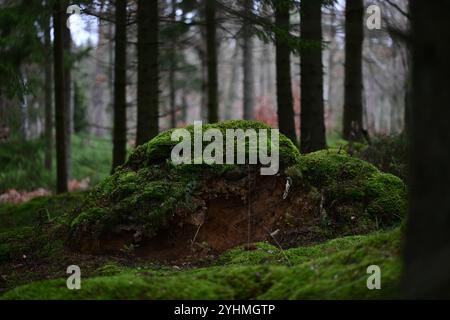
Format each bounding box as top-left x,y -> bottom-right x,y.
274,1 -> 297,144
181,90 -> 188,124
112,0 -> 127,171
224,42 -> 239,120
53,0 -> 68,193
343,0 -> 364,140
205,0 -> 219,123
136,0 -> 159,146
403,0 -> 450,299
44,14 -> 53,170
169,0 -> 177,128
19,69 -> 28,139
63,21 -> 72,179
300,0 -> 326,153
242,0 -> 254,120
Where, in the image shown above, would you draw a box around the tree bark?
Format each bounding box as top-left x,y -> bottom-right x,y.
169,0 -> 177,128
300,0 -> 326,153
53,0 -> 68,193
274,1 -> 297,144
136,0 -> 159,146
403,0 -> 450,299
63,18 -> 72,179
224,42 -> 239,120
242,0 -> 254,120
44,13 -> 53,170
112,0 -> 127,171
205,0 -> 219,123
343,0 -> 364,140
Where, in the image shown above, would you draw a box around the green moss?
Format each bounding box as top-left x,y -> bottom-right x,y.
127,120 -> 300,169
364,173 -> 406,223
286,150 -> 406,227
69,120 -> 301,242
0,192 -> 86,233
1,228 -> 402,300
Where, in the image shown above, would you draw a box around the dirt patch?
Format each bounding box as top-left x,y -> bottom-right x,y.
76,168 -> 335,264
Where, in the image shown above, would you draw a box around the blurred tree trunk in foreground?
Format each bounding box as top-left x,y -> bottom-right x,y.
136,0 -> 159,146
112,0 -> 127,171
274,0 -> 297,144
53,0 -> 68,193
403,0 -> 450,299
300,0 -> 326,153
205,0 -> 219,123
343,0 -> 364,140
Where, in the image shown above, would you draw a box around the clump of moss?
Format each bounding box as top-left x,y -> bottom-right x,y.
1,228 -> 402,300
127,120 -> 300,168
67,122 -> 405,254
69,120 -> 301,247
286,150 -> 406,228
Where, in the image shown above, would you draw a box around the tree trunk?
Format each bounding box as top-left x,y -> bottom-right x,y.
242,0 -> 254,120
205,0 -> 219,123
274,1 -> 297,144
300,0 -> 326,153
343,0 -> 364,140
112,0 -> 127,172
63,21 -> 72,179
169,0 -> 177,128
136,0 -> 159,146
403,0 -> 450,299
44,14 -> 53,170
53,0 -> 68,193
224,42 -> 239,120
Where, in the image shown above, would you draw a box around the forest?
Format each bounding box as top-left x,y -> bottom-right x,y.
0,0 -> 449,302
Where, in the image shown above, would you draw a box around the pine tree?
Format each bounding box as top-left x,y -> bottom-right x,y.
300,0 -> 326,153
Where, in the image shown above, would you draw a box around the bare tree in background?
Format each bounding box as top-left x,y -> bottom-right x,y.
63,11 -> 72,178
300,0 -> 326,153
274,0 -> 297,144
169,0 -> 177,128
53,0 -> 68,193
205,0 -> 219,123
136,0 -> 159,146
112,0 -> 127,171
242,0 -> 254,120
43,10 -> 52,170
343,0 -> 364,140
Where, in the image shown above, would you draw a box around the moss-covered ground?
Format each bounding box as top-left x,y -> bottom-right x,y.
1,227 -> 402,300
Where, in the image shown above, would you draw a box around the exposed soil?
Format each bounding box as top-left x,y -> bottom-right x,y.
75,168 -> 341,264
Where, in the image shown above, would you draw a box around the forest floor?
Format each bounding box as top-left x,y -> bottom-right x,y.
0,122 -> 407,299
0,192 -> 402,299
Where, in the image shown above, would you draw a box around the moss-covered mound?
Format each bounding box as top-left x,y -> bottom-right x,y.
66,121 -> 405,261
1,227 -> 402,300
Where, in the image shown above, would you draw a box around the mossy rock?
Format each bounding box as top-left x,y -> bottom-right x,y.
67,122 -> 405,255
286,150 -> 406,228
126,120 -> 300,168
69,120 -> 301,249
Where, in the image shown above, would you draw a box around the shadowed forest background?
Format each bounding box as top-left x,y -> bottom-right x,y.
0,0 -> 449,300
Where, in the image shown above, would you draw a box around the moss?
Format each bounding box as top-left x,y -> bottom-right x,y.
0,192 -> 86,233
364,173 -> 406,223
127,120 -> 301,169
286,150 -> 406,228
1,228 -> 402,300
69,120 -> 300,242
